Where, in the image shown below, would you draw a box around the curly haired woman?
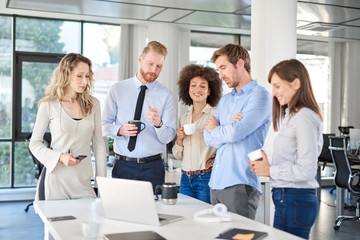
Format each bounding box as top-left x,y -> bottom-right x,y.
172,64 -> 222,203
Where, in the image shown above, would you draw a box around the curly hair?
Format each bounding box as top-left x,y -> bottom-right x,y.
39,53 -> 94,116
177,64 -> 222,107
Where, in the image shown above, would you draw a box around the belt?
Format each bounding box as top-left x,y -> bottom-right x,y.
115,154 -> 161,163
182,168 -> 212,176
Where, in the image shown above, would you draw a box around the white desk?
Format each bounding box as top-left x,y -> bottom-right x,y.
34,194 -> 301,240
165,170 -> 272,226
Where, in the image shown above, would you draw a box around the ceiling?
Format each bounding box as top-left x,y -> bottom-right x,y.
6,0 -> 360,42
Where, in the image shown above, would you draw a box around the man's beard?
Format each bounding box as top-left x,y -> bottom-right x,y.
140,68 -> 158,83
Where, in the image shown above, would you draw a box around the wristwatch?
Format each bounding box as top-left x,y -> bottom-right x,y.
155,120 -> 163,128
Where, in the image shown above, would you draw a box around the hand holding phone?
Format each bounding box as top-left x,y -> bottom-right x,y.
75,155 -> 87,160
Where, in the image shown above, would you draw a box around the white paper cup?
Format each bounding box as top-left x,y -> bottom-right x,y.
183,123 -> 196,135
248,149 -> 263,161
82,220 -> 99,239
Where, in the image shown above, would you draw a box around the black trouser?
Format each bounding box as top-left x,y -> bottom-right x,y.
112,158 -> 165,192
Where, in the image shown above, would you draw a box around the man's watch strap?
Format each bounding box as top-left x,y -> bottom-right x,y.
155,120 -> 163,128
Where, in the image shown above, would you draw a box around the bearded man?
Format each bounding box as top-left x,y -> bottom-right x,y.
102,41 -> 176,190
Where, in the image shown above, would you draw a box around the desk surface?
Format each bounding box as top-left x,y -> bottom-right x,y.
34,194 -> 301,240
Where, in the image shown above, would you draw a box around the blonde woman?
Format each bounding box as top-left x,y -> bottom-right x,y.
29,53 -> 106,200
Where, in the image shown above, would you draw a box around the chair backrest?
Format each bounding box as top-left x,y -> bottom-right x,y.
25,133 -> 51,180
348,172 -> 360,195
329,136 -> 352,189
318,133 -> 335,163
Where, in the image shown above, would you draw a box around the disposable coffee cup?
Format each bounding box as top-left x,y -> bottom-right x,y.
183,123 -> 196,135
248,149 -> 263,161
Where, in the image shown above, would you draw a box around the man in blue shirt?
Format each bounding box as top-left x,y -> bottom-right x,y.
204,44 -> 272,219
102,41 -> 176,190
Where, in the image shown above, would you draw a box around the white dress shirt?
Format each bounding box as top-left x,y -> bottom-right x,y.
270,107 -> 323,189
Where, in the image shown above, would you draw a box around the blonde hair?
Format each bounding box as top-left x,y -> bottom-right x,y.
39,53 -> 94,116
268,59 -> 323,131
141,41 -> 168,58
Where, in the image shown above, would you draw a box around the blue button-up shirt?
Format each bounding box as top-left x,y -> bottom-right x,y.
102,76 -> 176,158
204,80 -> 272,193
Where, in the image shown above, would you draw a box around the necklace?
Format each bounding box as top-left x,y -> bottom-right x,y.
192,111 -> 202,122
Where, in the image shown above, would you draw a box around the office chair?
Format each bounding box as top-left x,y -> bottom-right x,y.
318,133 -> 336,170
318,134 -> 336,194
329,136 -> 360,230
24,133 -> 50,212
338,126 -> 354,147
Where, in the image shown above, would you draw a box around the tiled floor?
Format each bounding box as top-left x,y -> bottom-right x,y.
0,188 -> 359,240
0,201 -> 44,240
309,188 -> 360,240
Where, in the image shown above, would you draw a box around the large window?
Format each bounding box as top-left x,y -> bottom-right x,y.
0,15 -> 121,188
0,16 -> 12,188
297,53 -> 330,133
15,17 -> 80,54
83,22 -> 121,111
0,16 -> 12,139
15,54 -> 63,137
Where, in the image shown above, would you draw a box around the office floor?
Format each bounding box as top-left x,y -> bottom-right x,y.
0,188 -> 359,240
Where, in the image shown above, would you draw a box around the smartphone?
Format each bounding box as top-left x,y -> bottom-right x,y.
47,215 -> 76,222
75,155 -> 87,160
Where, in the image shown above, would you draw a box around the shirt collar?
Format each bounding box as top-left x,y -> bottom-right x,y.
133,75 -> 156,90
186,104 -> 212,121
202,103 -> 213,115
231,79 -> 258,95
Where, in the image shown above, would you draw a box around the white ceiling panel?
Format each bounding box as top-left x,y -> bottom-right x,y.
149,8 -> 193,22
299,0 -> 360,8
177,12 -> 250,29
7,0 -> 165,20
6,0 -> 360,41
99,0 -> 251,13
297,2 -> 360,23
345,19 -> 360,26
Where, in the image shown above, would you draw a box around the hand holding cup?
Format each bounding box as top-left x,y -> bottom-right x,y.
183,123 -> 196,135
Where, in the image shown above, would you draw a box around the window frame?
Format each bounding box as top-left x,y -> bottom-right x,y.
13,51 -> 65,142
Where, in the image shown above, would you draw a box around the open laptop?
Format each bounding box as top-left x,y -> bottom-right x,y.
96,177 -> 183,226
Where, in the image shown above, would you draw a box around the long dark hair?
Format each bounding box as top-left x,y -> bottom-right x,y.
268,59 -> 323,131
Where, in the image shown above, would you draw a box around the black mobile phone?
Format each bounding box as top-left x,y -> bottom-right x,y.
75,155 -> 87,160
47,215 -> 76,222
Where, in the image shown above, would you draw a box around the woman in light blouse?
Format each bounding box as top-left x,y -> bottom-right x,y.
172,64 -> 222,203
249,59 -> 323,239
29,53 -> 106,200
